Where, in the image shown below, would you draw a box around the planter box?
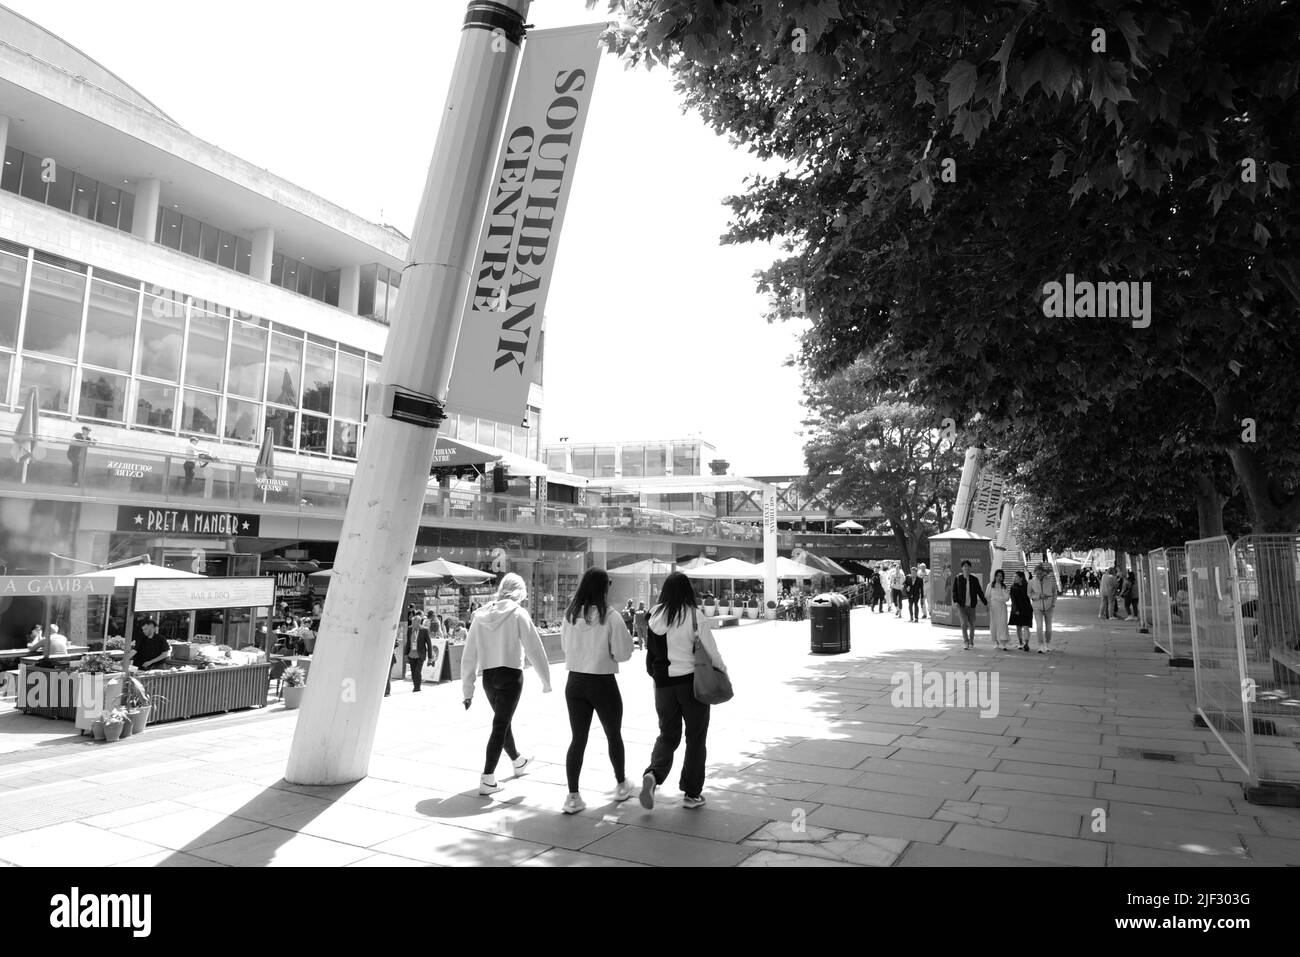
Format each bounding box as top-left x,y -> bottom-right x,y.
136,663 -> 271,723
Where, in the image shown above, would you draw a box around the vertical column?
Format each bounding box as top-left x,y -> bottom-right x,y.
250,227 -> 274,282
0,116 -> 9,163
131,178 -> 161,242
339,264 -> 361,314
763,486 -> 778,619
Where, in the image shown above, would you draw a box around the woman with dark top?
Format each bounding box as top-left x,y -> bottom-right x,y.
1009,571 -> 1034,652
559,568 -> 636,814
640,572 -> 727,810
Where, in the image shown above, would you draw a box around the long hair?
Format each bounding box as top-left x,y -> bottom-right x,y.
496,572 -> 527,603
656,571 -> 698,628
565,568 -> 611,625
992,569 -> 1006,587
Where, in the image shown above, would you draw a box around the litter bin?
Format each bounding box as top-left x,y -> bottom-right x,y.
810,593 -> 851,654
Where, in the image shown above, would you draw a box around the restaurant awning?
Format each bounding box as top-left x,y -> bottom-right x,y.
76,560 -> 207,588
776,557 -> 821,579
682,557 -> 763,579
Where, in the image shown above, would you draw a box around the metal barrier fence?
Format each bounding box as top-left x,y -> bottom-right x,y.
1136,553 -> 1153,633
1230,535 -> 1300,796
1186,537 -> 1250,780
1149,546 -> 1192,662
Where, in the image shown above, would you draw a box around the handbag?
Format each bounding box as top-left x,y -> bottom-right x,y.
690,607 -> 733,705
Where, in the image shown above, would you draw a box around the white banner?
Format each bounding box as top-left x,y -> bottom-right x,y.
446,24 -> 604,425
968,466 -> 1009,541
134,576 -> 276,612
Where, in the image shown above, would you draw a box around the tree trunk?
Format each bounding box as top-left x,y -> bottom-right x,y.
889,520 -> 913,568
1194,472 -> 1227,538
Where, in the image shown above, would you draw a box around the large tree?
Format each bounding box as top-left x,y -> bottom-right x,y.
802,361 -> 963,565
594,0 -> 1300,533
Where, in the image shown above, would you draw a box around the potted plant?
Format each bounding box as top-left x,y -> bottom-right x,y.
102,707 -> 127,742
282,666 -> 307,709
91,716 -> 107,741
121,676 -> 163,734
104,635 -> 126,651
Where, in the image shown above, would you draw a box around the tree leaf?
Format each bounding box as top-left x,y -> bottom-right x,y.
909,178 -> 934,212
951,106 -> 990,145
942,60 -> 978,110
1049,149 -> 1067,178
1115,12 -> 1146,70
1253,221 -> 1271,246
1088,58 -> 1136,109
1268,161 -> 1290,188
913,72 -> 934,106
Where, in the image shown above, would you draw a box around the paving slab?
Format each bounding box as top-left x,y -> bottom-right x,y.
581,827 -> 754,867
895,843 -> 1054,866
807,804 -> 952,844
942,822 -> 1108,866
0,822 -> 164,867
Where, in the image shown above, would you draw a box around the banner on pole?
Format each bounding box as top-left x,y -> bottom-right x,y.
447,23 -> 604,425
968,466 -> 1009,541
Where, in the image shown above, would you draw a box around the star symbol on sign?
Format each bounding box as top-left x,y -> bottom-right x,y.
242,521 -> 250,530
133,514 -> 144,525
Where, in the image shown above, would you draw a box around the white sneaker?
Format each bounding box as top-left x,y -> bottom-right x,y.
614,779 -> 635,802
562,793 -> 586,815
639,772 -> 656,809
512,754 -> 531,776
479,774 -> 502,796
683,794 -> 707,809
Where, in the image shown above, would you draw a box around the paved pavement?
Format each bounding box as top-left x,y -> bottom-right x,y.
0,597 -> 1297,867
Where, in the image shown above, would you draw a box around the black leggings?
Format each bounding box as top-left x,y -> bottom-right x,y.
565,672 -> 625,793
481,666 -> 523,774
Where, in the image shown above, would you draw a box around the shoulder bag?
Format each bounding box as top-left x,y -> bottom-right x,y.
690,607 -> 734,705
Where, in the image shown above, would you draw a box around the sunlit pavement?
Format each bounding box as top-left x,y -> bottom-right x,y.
1,597 -> 1297,867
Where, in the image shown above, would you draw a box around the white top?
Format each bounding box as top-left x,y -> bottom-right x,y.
561,608 -> 633,675
648,605 -> 727,678
461,599 -> 552,699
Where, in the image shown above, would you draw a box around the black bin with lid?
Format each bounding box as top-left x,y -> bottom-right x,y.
809,593 -> 851,654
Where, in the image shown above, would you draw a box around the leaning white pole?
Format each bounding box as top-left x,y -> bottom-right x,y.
287,0 -> 531,785
949,446 -> 982,532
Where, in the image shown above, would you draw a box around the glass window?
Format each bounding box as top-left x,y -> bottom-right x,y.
358,264 -> 377,319
546,451 -> 566,472
324,270 -> 340,307
199,222 -> 220,263
185,310 -> 227,392
595,446 -> 616,478
181,389 -> 220,435
266,333 -> 302,406
456,415 -> 475,441
310,267 -> 325,302
77,370 -> 128,422
95,185 -> 121,229
136,298 -> 184,382
303,342 -> 333,413
83,278 -> 138,371
224,397 -> 261,443
135,381 -> 176,430
270,253 -> 284,287
297,262 -> 314,297
71,174 -> 97,219
117,191 -> 134,234
362,358 -> 380,421
227,321 -> 267,398
334,351 -> 364,421
383,270 -> 400,321
645,446 -> 667,476
479,420 -> 495,449
217,231 -> 237,270
180,215 -> 201,258
235,237 -> 252,275
19,152 -> 46,202
0,353 -> 9,404
0,251 -> 25,350
266,407 -> 296,449
19,358 -> 73,413
46,165 -> 74,212
513,428 -> 528,457
158,207 -> 183,249
672,443 -> 699,475
1,147 -> 20,193
571,447 -> 594,476
332,420 -> 358,458
23,262 -> 85,360
299,413 -> 328,454
621,445 -> 644,477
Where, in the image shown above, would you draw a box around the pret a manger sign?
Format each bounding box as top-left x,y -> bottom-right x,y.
134,577 -> 276,612
447,24 -> 604,425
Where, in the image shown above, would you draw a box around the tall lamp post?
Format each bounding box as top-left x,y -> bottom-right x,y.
287,0 -> 532,785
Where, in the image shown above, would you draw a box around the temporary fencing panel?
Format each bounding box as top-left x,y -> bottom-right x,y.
1136,553 -> 1153,632
1150,547 -> 1192,661
1230,535 -> 1300,795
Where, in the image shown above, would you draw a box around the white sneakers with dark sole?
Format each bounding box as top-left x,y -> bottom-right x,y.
562,793 -> 586,815
614,779 -> 636,802
639,772 -> 656,809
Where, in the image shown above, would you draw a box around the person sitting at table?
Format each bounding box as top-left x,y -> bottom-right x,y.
132,618 -> 170,671
27,624 -> 69,657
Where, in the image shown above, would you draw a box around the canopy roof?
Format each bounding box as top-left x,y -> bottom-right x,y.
310,558 -> 492,585
777,556 -> 821,578
76,561 -> 206,588
682,557 -> 762,579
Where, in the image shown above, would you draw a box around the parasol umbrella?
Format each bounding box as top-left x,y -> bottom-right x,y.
76,558 -> 207,667
10,386 -> 41,484
776,556 -> 821,579
834,519 -> 864,532
677,556 -> 714,570
681,557 -> 762,579
407,557 -> 495,584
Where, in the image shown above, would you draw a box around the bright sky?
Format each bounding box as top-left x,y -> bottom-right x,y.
5,0 -> 810,476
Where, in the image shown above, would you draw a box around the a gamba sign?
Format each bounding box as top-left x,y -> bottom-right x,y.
0,576 -> 114,596
133,576 -> 276,612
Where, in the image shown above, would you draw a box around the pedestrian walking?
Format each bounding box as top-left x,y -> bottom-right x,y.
1029,562 -> 1059,653
952,560 -> 987,649
1099,568 -> 1116,620
987,569 -> 1011,650
889,565 -> 905,618
560,568 -> 637,814
1124,571 -> 1140,621
1009,570 -> 1033,651
634,601 -> 648,650
461,573 -> 552,796
904,567 -> 922,622
622,599 -> 635,633
406,613 -> 432,692
918,563 -> 930,619
869,571 -> 886,613
639,571 -> 727,811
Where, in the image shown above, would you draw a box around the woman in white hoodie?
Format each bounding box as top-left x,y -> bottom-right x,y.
639,572 -> 727,810
462,573 -> 552,796
559,568 -> 637,814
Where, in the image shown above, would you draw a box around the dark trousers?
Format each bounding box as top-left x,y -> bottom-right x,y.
183,460 -> 196,491
408,655 -> 424,690
908,596 -> 920,620
565,672 -> 625,793
482,666 -> 523,774
870,595 -> 884,612
645,679 -> 710,798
